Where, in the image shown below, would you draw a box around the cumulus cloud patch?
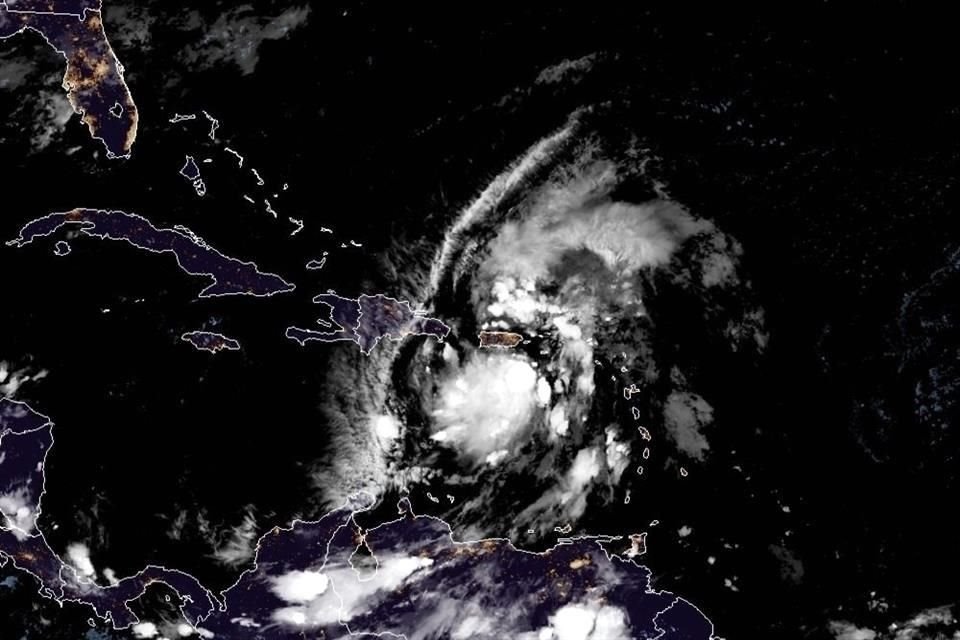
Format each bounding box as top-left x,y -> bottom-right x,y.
66,542 -> 96,579
271,553 -> 434,628
0,488 -> 37,539
131,621 -> 159,638
271,569 -> 329,603
182,5 -> 311,75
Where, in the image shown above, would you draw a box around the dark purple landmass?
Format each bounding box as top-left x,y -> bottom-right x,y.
0,396 -> 715,637
2,1 -> 100,13
285,292 -> 361,347
180,331 -> 241,354
59,564 -> 218,628
0,397 -> 51,434
0,524 -> 219,629
7,209 -> 296,298
179,155 -> 201,181
0,1 -> 138,158
0,424 -> 52,536
53,240 -> 70,256
194,496 -> 715,639
286,292 -> 450,355
0,396 -> 219,629
0,527 -> 65,599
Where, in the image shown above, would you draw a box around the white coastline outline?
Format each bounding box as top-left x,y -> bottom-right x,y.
288,217 -> 304,236
201,110 -> 219,141
0,0 -> 139,159
6,208 -> 297,299
179,331 -> 241,354
178,155 -> 201,181
304,253 -> 327,271
224,147 -> 244,168
168,113 -> 197,124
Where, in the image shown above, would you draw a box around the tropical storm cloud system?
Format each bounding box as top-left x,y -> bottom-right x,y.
2,3 -> 960,639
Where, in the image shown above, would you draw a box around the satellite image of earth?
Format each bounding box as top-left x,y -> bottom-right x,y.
2,3 -> 960,639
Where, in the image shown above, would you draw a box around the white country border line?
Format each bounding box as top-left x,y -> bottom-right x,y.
0,403 -> 55,541
323,494 -> 717,640
55,563 -> 219,630
285,292 -> 449,357
2,395 -> 717,638
0,395 -> 221,631
0,0 -> 101,19
354,294 -> 450,357
284,291 -> 366,348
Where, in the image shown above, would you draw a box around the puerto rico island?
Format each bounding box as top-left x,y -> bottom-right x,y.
0,0 -> 139,158
7,208 -> 295,298
478,330 -> 524,349
286,292 -> 450,355
180,330 -> 241,354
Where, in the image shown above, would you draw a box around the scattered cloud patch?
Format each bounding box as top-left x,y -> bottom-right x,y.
829,621 -> 876,640
536,54 -> 599,86
483,199 -> 712,284
663,391 -> 714,460
0,56 -> 33,90
0,489 -> 37,539
518,447 -> 603,531
271,553 -> 434,628
525,601 -> 632,640
213,509 -> 258,567
0,361 -> 48,397
182,5 -> 311,75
